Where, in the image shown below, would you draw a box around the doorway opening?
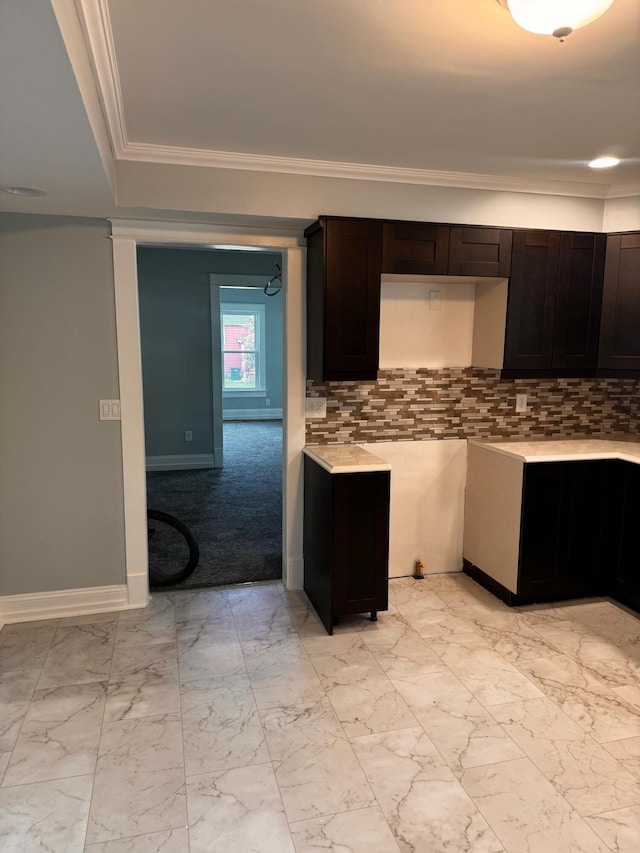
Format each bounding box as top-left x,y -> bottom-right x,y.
137,246 -> 284,591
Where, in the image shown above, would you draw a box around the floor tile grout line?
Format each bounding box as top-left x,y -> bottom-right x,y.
233,589 -> 298,848
172,594 -> 193,853
458,752 -> 608,853
3,575 -> 639,851
81,607 -> 129,850
2,617 -> 102,793
238,590 -> 396,837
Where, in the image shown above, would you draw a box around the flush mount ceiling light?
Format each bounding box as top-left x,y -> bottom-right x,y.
588,156 -> 621,168
208,244 -> 264,251
0,185 -> 47,197
497,0 -> 616,41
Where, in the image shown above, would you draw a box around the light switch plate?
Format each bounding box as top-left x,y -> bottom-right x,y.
99,399 -> 121,420
305,397 -> 327,419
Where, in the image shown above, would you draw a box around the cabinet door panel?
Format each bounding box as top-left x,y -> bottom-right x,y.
564,460 -> 608,596
599,234 -> 640,370
303,456 -> 334,634
449,227 -> 512,277
324,219 -> 383,379
614,463 -> 640,609
333,472 -> 390,616
504,231 -> 561,370
554,234 -> 605,369
381,222 -> 449,275
519,463 -> 568,599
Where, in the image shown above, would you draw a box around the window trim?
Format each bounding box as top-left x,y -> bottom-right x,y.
220,302 -> 267,395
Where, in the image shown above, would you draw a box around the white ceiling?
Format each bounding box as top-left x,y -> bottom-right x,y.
0,0 -> 114,216
1,0 -> 639,220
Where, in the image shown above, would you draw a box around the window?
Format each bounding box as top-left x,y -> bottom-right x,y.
221,303 -> 266,393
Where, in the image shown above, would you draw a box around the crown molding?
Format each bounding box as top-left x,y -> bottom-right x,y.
70,0 -> 636,203
74,0 -> 127,157
604,184 -> 640,200
49,0 -> 116,190
120,141 -> 629,200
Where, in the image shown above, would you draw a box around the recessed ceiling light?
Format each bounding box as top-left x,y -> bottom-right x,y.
588,156 -> 621,169
0,185 -> 47,197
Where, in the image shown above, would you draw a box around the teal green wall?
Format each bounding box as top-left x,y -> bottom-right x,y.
137,247 -> 283,459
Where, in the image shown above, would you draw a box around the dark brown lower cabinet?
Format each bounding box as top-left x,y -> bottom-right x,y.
518,461 -> 609,600
303,456 -> 390,635
518,460 -> 640,611
607,462 -> 640,611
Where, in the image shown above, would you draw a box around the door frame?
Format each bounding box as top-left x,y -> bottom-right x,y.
110,219 -> 306,608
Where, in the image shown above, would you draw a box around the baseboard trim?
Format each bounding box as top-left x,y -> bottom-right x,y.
285,557 -> 303,590
463,559 -> 519,606
146,453 -> 214,471
0,584 -> 130,625
223,409 -> 283,421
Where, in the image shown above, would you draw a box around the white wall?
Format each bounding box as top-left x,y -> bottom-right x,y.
359,440 -> 467,577
602,196 -> 640,233
115,160 -> 610,232
380,278 -> 476,368
379,276 -> 508,370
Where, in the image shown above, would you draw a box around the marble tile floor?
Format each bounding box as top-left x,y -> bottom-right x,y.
1,574 -> 640,852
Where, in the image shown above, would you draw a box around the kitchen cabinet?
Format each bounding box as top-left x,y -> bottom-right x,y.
598,233 -> 640,371
381,221 -> 449,275
464,440 -> 640,611
518,461 -> 609,600
448,226 -> 512,277
303,452 -> 390,635
305,217 -> 383,381
503,231 -> 605,374
305,215 -> 634,381
606,461 -> 640,610
381,222 -> 513,278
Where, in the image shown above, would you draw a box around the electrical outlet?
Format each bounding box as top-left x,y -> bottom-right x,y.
184,430 -> 193,442
515,393 -> 528,413
265,398 -> 271,406
305,397 -> 327,419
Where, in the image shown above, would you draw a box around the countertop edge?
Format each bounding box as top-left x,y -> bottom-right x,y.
303,445 -> 392,474
468,438 -> 640,465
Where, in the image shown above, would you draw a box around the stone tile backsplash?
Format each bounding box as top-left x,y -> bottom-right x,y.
631,381 -> 640,432
306,369 -> 638,444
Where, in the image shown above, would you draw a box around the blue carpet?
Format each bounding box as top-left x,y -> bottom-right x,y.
146,421 -> 282,590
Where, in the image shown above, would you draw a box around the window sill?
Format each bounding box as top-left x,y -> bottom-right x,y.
223,390 -> 267,398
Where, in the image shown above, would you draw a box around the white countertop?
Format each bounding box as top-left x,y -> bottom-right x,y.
303,444 -> 392,474
469,437 -> 640,465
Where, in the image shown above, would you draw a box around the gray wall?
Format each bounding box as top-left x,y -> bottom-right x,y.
0,213 -> 125,595
137,247 -> 283,459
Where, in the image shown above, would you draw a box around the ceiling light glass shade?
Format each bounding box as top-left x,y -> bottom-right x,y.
505,0 -> 615,38
588,156 -> 621,168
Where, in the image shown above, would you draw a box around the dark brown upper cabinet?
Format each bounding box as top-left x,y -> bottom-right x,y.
503,231 -> 605,374
448,227 -> 513,278
305,217 -> 383,381
382,222 -> 513,278
554,233 -> 606,370
598,233 -> 640,371
381,221 -> 449,275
